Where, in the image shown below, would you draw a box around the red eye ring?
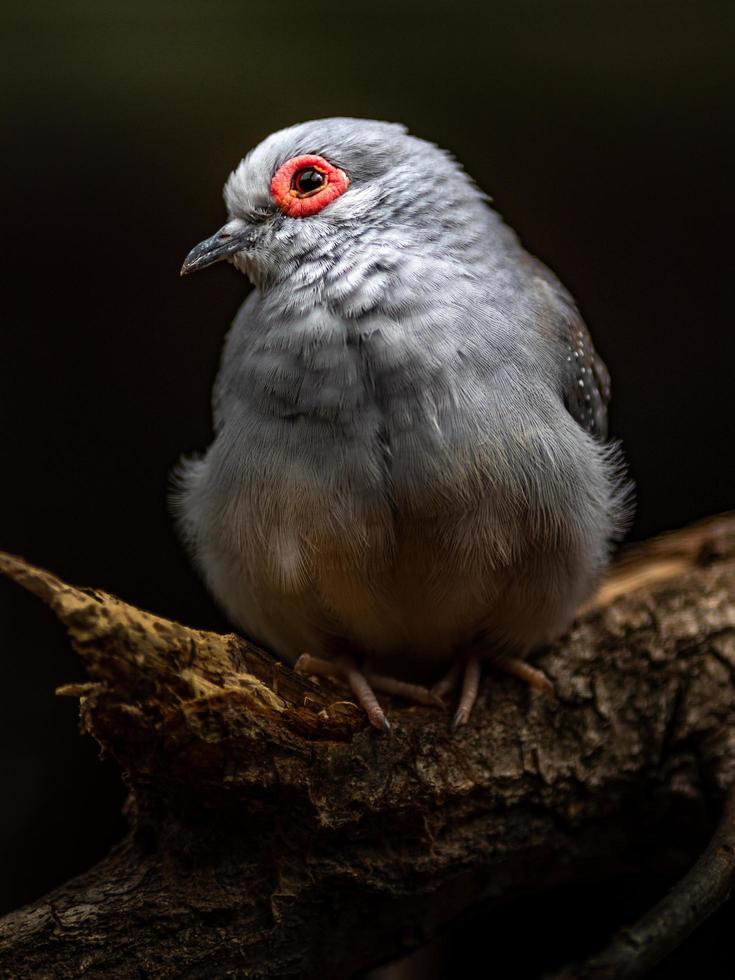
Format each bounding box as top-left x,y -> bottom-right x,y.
271,154 -> 350,218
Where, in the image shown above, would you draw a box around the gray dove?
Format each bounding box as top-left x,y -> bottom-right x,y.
177,118 -> 630,731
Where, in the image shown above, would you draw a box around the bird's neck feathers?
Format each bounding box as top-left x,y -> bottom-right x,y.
248,205 -> 514,322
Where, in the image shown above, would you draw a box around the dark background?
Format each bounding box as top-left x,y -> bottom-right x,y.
1,2 -> 733,976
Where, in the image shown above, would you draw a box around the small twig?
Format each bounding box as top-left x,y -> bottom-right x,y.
550,785 -> 735,979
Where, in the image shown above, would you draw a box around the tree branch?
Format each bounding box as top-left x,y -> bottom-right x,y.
0,514 -> 734,979
549,782 -> 735,980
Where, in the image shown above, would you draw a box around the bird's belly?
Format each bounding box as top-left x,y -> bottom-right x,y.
308,516 -> 496,664
243,480 -> 520,667
200,399 -> 603,668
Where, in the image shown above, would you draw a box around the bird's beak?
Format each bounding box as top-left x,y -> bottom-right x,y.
180,223 -> 255,276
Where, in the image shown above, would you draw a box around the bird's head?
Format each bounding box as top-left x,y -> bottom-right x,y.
181,118 -> 490,309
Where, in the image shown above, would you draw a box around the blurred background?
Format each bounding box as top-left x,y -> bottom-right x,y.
1,1 -> 733,976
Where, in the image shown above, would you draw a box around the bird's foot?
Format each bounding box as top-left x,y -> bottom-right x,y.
432,653 -> 555,729
294,653 -> 440,733
488,652 -> 555,697
451,655 -> 482,730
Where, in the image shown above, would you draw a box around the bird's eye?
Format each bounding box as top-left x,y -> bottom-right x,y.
292,167 -> 326,196
271,154 -> 350,218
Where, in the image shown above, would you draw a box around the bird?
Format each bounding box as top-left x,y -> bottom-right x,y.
176,117 -> 630,732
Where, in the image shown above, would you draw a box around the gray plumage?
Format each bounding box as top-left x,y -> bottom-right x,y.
175,117 -> 630,686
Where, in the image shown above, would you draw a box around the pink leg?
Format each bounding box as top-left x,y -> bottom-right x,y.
431,662 -> 462,702
341,657 -> 392,733
452,655 -> 482,730
363,673 -> 442,707
434,651 -> 555,730
294,653 -> 439,731
488,654 -> 555,697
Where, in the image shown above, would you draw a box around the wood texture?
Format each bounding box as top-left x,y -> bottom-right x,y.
0,514 -> 734,978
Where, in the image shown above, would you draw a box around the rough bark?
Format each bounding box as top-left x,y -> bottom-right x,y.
0,514 -> 734,979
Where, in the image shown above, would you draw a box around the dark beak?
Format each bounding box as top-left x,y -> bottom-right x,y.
180,224 -> 255,276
